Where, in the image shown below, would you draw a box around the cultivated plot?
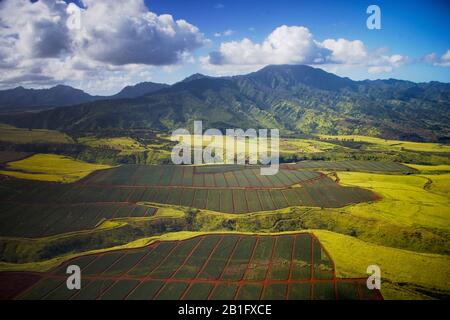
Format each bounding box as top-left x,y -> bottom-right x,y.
2,233 -> 383,300
281,160 -> 415,173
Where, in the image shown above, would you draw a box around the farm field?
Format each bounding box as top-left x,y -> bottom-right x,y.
0,154 -> 112,183
0,202 -> 156,238
0,162 -> 380,238
282,160 -> 416,173
0,155 -> 448,300
318,134 -> 450,153
0,233 -> 382,300
78,137 -> 146,152
0,151 -> 30,164
0,123 -> 73,144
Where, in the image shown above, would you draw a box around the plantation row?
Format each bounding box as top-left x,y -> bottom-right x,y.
0,151 -> 30,165
7,234 -> 382,300
81,165 -> 322,188
0,177 -> 377,214
282,160 -> 415,173
0,203 -> 156,238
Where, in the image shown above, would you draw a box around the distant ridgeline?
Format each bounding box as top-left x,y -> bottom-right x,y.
0,65 -> 449,142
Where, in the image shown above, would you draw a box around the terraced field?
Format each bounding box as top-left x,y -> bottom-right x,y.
0,234 -> 383,300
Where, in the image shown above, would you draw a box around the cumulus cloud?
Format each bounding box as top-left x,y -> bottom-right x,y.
202,25 -> 405,75
423,50 -> 450,67
0,0 -> 207,93
77,0 -> 206,66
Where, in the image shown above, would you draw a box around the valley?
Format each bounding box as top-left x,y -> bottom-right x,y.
0,121 -> 448,300
0,65 -> 448,301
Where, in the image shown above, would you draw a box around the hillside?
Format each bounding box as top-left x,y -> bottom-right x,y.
1,65 -> 449,142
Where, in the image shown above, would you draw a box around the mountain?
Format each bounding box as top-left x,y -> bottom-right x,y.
0,81 -> 169,112
1,65 -> 449,142
110,82 -> 169,99
0,85 -> 99,111
181,73 -> 210,83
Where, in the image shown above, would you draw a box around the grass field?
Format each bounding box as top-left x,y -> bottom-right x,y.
313,230 -> 450,300
0,154 -> 113,183
337,171 -> 450,229
405,164 -> 450,172
319,134 -> 450,153
171,134 -> 340,161
78,137 -> 145,152
283,160 -> 415,173
0,233 -> 382,300
0,123 -> 73,144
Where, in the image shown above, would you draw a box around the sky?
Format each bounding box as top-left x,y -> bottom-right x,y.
0,0 -> 449,95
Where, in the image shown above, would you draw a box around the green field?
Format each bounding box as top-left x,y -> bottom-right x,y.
0,154 -> 112,183
0,123 -> 73,144
319,134 -> 450,153
0,132 -> 449,300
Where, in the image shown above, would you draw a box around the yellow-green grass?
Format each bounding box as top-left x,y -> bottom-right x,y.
405,164 -> 450,172
421,173 -> 450,196
171,134 -> 337,163
313,230 -> 450,300
279,138 -> 338,154
319,134 -> 450,153
0,154 -> 112,183
0,123 -> 73,144
337,171 -> 450,230
78,136 -> 145,151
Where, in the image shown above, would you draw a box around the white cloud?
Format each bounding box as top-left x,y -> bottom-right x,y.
320,39 -> 368,64
424,49 -> 450,67
0,0 -> 207,93
213,29 -> 235,37
202,25 -> 406,75
77,0 -> 206,66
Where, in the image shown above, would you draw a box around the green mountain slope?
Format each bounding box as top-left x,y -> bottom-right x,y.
1,65 -> 449,141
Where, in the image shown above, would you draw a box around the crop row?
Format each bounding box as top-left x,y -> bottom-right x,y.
9,233 -> 382,300
283,160 -> 415,173
0,202 -> 155,238
81,165 -> 322,188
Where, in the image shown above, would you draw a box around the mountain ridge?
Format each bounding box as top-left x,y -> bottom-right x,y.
0,81 -> 169,111
1,65 -> 449,142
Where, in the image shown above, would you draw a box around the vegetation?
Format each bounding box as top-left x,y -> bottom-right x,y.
319,134 -> 450,153
0,123 -> 73,144
0,153 -> 112,183
12,233 -> 379,300
337,171 -> 449,229
0,129 -> 448,300
314,230 -> 450,300
78,136 -> 146,152
1,65 -> 449,142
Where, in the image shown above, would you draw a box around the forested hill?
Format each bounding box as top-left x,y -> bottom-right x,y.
1,65 -> 449,142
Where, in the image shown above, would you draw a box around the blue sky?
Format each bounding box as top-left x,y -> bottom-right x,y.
1,0 -> 449,94
144,0 -> 450,83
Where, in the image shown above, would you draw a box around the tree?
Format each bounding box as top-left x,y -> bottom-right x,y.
185,208 -> 199,230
